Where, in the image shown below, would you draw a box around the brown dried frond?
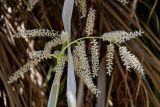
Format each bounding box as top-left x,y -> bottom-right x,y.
85,8 -> 96,36
106,44 -> 115,76
13,29 -> 59,38
90,39 -> 99,77
73,41 -> 100,96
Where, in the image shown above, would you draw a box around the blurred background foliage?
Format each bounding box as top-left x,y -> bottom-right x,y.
0,0 -> 160,107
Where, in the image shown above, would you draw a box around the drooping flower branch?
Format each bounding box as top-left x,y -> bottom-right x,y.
75,0 -> 87,18
13,29 -> 59,38
44,39 -> 62,53
73,41 -> 100,96
85,8 -> 96,36
102,30 -> 144,75
8,51 -> 54,83
119,46 -> 144,75
102,30 -> 144,44
106,44 -> 115,76
90,39 -> 99,77
8,29 -> 145,96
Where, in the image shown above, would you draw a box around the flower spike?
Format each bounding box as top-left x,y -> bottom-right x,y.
106,44 -> 115,76
85,8 -> 96,36
91,39 -> 99,77
13,29 -> 59,38
73,41 -> 100,96
8,52 -> 54,84
102,30 -> 144,44
119,46 -> 144,75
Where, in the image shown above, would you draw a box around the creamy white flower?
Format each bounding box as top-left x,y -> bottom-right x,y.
91,39 -> 99,77
73,41 -> 100,96
8,52 -> 53,83
106,44 -> 114,76
27,0 -> 39,11
102,30 -> 144,44
117,0 -> 129,5
75,0 -> 87,18
53,55 -> 67,85
119,46 -> 144,75
44,39 -> 62,53
85,8 -> 96,36
60,31 -> 69,43
13,29 -> 59,38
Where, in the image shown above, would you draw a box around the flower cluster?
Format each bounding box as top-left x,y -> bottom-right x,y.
44,38 -> 62,53
9,30 -> 69,84
44,31 -> 68,53
102,30 -> 144,44
8,60 -> 38,83
90,39 -> 99,77
106,44 -> 114,76
85,8 -> 96,36
60,31 -> 69,43
27,0 -> 39,11
73,41 -> 100,96
53,53 -> 67,85
119,46 -> 144,75
9,26 -> 145,98
75,0 -> 87,18
103,30 -> 144,76
117,0 -> 129,5
13,29 -> 59,38
8,52 -> 53,83
30,51 -> 52,60
27,0 -> 34,11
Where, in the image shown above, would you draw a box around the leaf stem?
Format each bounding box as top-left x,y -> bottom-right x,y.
60,36 -> 103,55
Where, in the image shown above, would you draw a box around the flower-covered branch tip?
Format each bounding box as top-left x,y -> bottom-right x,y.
73,41 -> 100,96
91,39 -> 99,77
102,30 -> 144,44
8,51 -> 54,84
13,29 -> 59,38
75,0 -> 87,18
106,44 -> 115,76
85,8 -> 96,36
119,46 -> 144,75
117,0 -> 129,5
53,53 -> 67,85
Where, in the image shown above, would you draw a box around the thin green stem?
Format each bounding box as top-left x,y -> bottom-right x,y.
51,54 -> 58,59
60,36 -> 103,55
